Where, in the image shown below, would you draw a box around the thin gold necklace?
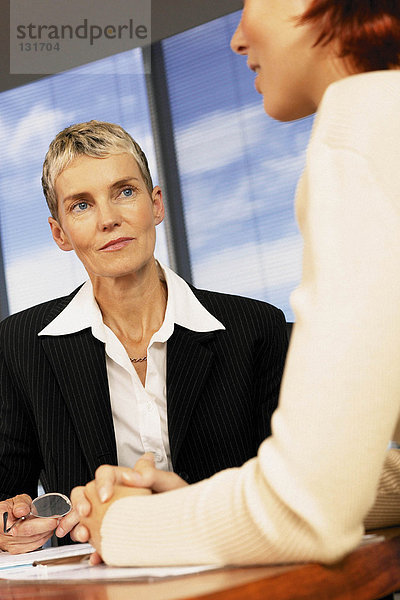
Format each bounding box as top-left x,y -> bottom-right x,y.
129,355 -> 147,363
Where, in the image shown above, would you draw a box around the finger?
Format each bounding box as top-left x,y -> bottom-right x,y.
1,525 -> 54,548
89,551 -> 103,565
9,494 -> 33,518
126,456 -> 187,492
95,465 -> 141,503
128,453 -> 165,488
12,517 -> 58,538
55,508 -> 80,538
72,523 -> 90,543
124,453 -> 156,487
138,452 -> 155,463
4,533 -> 53,555
71,485 -> 91,518
95,464 -> 119,503
149,470 -> 188,493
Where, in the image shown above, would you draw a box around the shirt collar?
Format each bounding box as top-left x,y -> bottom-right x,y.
38,262 -> 225,340
38,280 -> 105,339
153,263 -> 225,343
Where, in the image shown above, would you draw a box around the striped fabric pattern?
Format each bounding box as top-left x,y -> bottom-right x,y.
0,284 -> 288,506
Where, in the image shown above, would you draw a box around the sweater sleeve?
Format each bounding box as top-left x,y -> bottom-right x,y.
364,449 -> 400,530
99,80 -> 400,567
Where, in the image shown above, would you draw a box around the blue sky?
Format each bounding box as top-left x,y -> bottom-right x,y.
163,12 -> 313,318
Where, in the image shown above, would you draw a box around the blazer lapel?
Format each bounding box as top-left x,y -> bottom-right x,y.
41,329 -> 117,475
167,326 -> 214,466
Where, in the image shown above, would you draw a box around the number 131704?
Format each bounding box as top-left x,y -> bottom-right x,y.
18,42 -> 60,51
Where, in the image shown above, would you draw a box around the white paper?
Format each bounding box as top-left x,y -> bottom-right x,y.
0,533 -> 384,581
2,562 -> 219,581
359,534 -> 385,547
0,543 -> 93,570
0,543 -> 219,581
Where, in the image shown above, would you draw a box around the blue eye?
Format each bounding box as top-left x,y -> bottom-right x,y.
122,188 -> 133,197
73,201 -> 89,212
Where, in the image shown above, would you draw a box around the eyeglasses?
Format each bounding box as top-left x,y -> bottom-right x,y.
3,492 -> 72,535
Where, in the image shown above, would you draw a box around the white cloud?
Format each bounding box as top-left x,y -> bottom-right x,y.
7,104 -> 75,166
261,153 -> 306,181
193,233 -> 303,299
175,104 -> 266,176
174,104 -> 313,179
6,245 -> 87,314
175,167 -> 300,255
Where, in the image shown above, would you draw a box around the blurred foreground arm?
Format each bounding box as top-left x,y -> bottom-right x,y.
73,77 -> 400,568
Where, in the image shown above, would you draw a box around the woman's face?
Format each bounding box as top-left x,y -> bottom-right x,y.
231,0 -> 335,121
49,153 -> 164,283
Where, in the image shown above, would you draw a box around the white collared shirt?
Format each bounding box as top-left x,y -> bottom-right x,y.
39,263 -> 225,472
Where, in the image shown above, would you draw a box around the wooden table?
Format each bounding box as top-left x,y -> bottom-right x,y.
1,529 -> 399,600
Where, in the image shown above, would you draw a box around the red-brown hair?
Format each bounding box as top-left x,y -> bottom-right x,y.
298,0 -> 400,72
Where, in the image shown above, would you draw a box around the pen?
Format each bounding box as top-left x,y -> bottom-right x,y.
32,553 -> 92,567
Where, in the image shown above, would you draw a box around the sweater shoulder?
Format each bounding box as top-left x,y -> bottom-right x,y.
314,71 -> 400,155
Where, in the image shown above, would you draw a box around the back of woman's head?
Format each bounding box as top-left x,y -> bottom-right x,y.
299,0 -> 400,72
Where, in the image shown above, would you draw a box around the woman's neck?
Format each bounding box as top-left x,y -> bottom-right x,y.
90,259 -> 168,343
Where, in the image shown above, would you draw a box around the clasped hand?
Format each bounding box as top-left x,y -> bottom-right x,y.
71,453 -> 188,564
0,456 -> 186,557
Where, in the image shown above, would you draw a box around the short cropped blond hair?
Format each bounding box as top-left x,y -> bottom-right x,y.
42,120 -> 153,221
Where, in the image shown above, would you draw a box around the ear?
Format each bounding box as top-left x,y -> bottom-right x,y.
151,186 -> 165,225
48,217 -> 74,252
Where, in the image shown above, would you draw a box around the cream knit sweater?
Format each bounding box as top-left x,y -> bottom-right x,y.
100,71 -> 400,566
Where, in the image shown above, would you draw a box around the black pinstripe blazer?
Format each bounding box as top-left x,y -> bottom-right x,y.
0,285 -> 287,503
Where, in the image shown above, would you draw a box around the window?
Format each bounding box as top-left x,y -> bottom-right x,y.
163,12 -> 314,320
0,49 -> 168,314
0,11 -> 314,321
